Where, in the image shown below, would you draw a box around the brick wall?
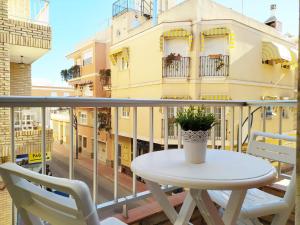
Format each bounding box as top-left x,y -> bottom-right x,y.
0,1 -> 51,224
10,62 -> 31,96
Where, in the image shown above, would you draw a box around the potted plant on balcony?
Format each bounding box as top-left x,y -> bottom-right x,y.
165,53 -> 182,67
175,107 -> 216,164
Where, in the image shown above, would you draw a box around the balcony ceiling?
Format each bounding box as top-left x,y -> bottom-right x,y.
9,45 -> 49,64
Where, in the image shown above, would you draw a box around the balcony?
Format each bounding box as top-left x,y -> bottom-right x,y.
162,56 -> 190,78
112,0 -> 152,19
199,55 -> 229,77
0,97 -> 296,225
8,0 -> 50,25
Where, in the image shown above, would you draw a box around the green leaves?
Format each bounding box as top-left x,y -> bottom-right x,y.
175,106 -> 216,131
60,65 -> 80,82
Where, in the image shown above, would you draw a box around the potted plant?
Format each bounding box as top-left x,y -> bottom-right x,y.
175,107 -> 216,164
165,53 -> 182,67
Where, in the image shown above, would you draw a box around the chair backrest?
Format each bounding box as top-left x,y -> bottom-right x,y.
247,131 -> 296,205
0,162 -> 99,225
248,131 -> 296,165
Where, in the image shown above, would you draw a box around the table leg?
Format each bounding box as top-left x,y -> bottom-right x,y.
174,192 -> 196,225
222,189 -> 247,225
146,180 -> 196,225
190,189 -> 225,225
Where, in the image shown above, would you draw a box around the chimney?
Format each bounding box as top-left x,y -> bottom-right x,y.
264,4 -> 282,32
270,4 -> 276,16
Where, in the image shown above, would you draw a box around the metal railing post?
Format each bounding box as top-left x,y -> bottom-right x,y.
69,107 -> 74,179
10,107 -> 15,225
41,107 -> 46,174
221,106 -> 226,149
93,107 -> 98,203
114,107 -> 119,201
132,107 -> 137,196
230,106 -> 234,151
247,106 -> 251,144
149,107 -> 154,152
238,106 -> 243,152
278,106 -> 283,176
163,107 -> 168,150
211,107 -> 216,149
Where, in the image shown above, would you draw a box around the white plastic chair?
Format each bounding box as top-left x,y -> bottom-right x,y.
0,162 -> 127,225
209,131 -> 296,225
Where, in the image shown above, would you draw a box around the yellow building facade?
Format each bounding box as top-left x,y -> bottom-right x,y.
109,0 -> 297,171
51,30 -> 113,164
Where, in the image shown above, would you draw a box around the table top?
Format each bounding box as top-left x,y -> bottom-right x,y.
131,149 -> 277,190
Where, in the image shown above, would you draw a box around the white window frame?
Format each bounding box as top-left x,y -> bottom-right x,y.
121,107 -> 130,118
79,112 -> 88,125
118,55 -> 129,71
82,49 -> 93,66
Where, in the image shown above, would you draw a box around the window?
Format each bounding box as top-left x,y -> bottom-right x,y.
51,92 -> 57,97
76,58 -> 82,66
63,92 -> 70,97
118,56 -> 128,71
202,36 -> 228,55
79,112 -> 88,124
82,85 -> 93,97
82,50 -> 93,66
121,107 -> 130,118
165,39 -> 189,57
83,137 -> 87,148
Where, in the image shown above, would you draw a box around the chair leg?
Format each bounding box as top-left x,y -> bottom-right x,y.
270,206 -> 294,225
18,208 -> 43,225
237,218 -> 262,225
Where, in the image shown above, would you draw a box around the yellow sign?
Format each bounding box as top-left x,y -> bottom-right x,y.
28,152 -> 51,164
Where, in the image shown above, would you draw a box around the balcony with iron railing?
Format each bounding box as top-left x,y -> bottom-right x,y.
0,97 -> 296,225
7,0 -> 50,25
199,55 -> 230,77
162,56 -> 190,78
112,0 -> 152,18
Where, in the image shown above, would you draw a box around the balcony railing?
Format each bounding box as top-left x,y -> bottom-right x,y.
162,57 -> 190,78
0,97 -> 296,223
7,0 -> 50,25
112,0 -> 152,18
199,55 -> 229,77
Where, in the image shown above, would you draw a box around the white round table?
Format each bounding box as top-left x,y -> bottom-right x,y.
131,149 -> 277,225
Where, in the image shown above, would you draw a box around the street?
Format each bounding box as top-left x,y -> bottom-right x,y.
49,142 -> 146,219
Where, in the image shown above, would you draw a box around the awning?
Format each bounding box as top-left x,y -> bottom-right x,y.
160,28 -> 193,51
289,48 -> 298,68
161,95 -> 192,100
109,47 -> 129,65
200,95 -> 232,100
262,42 -> 292,63
200,27 -> 235,51
202,27 -> 231,36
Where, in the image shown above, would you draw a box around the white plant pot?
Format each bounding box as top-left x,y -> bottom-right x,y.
182,130 -> 209,164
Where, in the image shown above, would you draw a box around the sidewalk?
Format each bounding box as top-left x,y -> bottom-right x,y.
52,142 -> 147,193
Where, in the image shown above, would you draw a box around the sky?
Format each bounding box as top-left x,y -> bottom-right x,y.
31,0 -> 299,87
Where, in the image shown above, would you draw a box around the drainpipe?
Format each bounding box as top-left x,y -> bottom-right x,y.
152,0 -> 158,26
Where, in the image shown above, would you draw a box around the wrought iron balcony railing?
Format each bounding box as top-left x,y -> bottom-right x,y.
162,57 -> 190,78
199,55 -> 229,77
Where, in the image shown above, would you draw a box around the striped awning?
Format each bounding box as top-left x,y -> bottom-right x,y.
282,48 -> 298,69
160,28 -> 193,51
200,95 -> 232,100
161,95 -> 192,100
262,42 -> 292,63
109,47 -> 129,65
202,27 -> 231,36
200,27 -> 235,51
